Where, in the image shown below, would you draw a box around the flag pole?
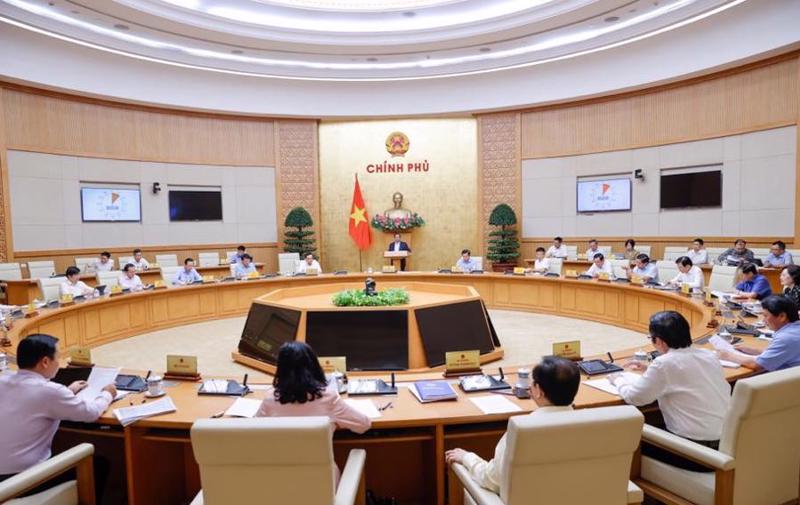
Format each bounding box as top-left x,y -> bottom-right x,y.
358,250 -> 363,272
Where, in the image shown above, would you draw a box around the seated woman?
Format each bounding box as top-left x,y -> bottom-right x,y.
256,342 -> 371,481
780,264 -> 800,307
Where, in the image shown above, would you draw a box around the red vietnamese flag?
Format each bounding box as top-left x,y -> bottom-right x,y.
348,175 -> 371,250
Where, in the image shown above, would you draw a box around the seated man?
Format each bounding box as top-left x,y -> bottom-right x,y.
585,239 -> 601,259
531,247 -> 550,273
296,253 -> 322,274
585,253 -> 613,278
130,248 -> 150,271
669,256 -> 704,290
609,311 -> 730,471
229,245 -> 246,264
173,258 -> 202,285
119,263 -> 144,291
733,263 -> 772,300
59,266 -> 93,297
625,253 -> 658,283
0,334 -> 116,480
444,357 -> 580,494
716,238 -> 754,266
233,253 -> 257,278
545,236 -> 569,259
93,251 -> 114,272
455,249 -> 480,273
718,295 -> 800,371
687,238 -> 708,265
387,233 -> 411,271
764,240 -> 793,268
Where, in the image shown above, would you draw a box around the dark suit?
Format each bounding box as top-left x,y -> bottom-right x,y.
387,241 -> 411,270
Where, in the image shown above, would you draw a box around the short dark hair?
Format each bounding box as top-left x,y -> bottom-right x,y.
17,334 -> 59,369
241,253 -> 252,261
123,263 -> 135,272
625,239 -> 636,248
305,253 -> 314,259
273,342 -> 327,404
461,249 -> 471,256
693,238 -> 704,245
532,357 -> 580,406
740,263 -> 758,276
554,237 -> 563,242
184,257 -> 195,265
675,256 -> 693,268
649,311 -> 692,349
784,264 -> 800,286
772,240 -> 786,250
735,239 -> 746,246
536,247 -> 545,253
133,248 -> 142,255
237,245 -> 246,252
65,266 -> 81,277
635,253 -> 650,264
761,295 -> 799,323
593,253 -> 604,261
100,251 -> 111,258
589,239 -> 598,244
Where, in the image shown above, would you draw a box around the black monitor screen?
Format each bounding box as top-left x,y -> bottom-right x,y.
237,304 -> 301,365
660,170 -> 722,209
168,190 -> 223,221
305,310 -> 408,371
415,300 -> 495,367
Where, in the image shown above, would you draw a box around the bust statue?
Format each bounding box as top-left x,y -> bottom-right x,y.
384,192 -> 412,220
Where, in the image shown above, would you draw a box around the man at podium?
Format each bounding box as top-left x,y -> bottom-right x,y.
387,233 -> 411,271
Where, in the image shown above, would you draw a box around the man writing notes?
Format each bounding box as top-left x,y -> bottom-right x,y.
716,239 -> 754,266
296,253 -> 322,274
669,257 -> 705,290
173,258 -> 202,285
585,253 -> 613,278
60,266 -> 93,297
119,263 -> 144,291
234,254 -> 257,279
764,240 -> 793,268
93,251 -> 114,272
444,357 -> 580,494
387,233 -> 411,271
624,254 -> 658,283
733,263 -> 772,300
546,237 -> 569,259
456,249 -> 480,273
0,334 -> 116,481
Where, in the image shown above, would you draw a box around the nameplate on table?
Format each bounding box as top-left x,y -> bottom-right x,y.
202,275 -> 215,283
319,356 -> 347,374
512,267 -> 526,275
552,340 -> 581,361
445,350 -> 481,376
565,269 -> 578,278
598,272 -> 611,282
681,283 -> 691,295
630,274 -> 644,286
247,271 -> 260,279
382,265 -> 397,273
110,284 -> 123,295
305,267 -> 319,276
60,294 -> 74,305
153,279 -> 166,289
69,346 -> 93,367
166,354 -> 198,377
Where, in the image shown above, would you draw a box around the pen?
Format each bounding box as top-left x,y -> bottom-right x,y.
378,401 -> 393,411
210,410 -> 225,418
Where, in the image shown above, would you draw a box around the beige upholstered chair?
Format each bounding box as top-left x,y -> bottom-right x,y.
198,252 -> 220,267
663,247 -> 689,261
749,248 -> 770,262
190,417 -> 366,505
74,257 -> 98,274
547,258 -> 563,276
225,251 -> 238,263
0,262 -> 23,281
598,246 -> 612,257
610,259 -> 630,279
278,253 -> 300,276
471,256 -> 484,271
635,366 -> 800,505
117,256 -> 134,269
565,245 -> 578,260
450,406 -> 644,505
0,443 -> 95,505
160,266 -> 183,286
37,277 -> 63,302
27,261 -> 56,279
636,245 -> 651,258
95,271 -> 120,290
155,254 -> 179,268
708,265 -> 738,292
656,261 -> 679,284
706,247 -> 728,263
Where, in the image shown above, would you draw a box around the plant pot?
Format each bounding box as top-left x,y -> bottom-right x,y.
491,262 -> 517,272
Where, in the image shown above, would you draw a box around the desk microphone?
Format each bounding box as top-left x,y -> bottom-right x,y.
144,370 -> 152,381
607,352 -> 615,363
242,373 -> 250,394
498,367 -> 505,381
390,373 -> 395,389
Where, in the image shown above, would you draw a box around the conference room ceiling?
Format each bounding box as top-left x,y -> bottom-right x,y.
0,0 -> 750,80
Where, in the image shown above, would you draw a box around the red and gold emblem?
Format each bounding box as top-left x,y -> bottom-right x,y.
385,131 -> 410,157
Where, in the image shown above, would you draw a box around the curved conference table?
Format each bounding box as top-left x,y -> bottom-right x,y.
4,272 -> 764,505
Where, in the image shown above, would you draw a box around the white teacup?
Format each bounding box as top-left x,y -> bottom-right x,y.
147,375 -> 164,396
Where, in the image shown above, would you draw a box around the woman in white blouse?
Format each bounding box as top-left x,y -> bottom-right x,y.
669,256 -> 704,290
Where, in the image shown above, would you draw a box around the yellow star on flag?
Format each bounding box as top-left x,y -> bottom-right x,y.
350,205 -> 367,225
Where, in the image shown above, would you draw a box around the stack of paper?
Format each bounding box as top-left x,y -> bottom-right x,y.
583,372 -> 642,396
469,395 -> 522,415
113,397 -> 177,427
344,399 -> 382,419
224,398 -> 262,418
709,335 -> 750,361
201,379 -> 230,394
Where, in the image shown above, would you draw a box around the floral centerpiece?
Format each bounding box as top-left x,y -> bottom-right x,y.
332,288 -> 410,307
371,213 -> 425,232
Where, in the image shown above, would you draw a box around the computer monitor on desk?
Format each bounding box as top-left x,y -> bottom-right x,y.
237,304 -> 302,365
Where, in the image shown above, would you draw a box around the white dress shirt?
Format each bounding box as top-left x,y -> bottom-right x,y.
461,406 -> 573,494
296,259 -> 322,274
546,245 -> 568,258
586,261 -> 613,277
234,262 -> 257,278
93,260 -> 113,272
0,370 -> 112,474
119,273 -> 144,291
687,249 -> 708,265
616,347 -> 730,441
59,280 -> 91,297
533,258 -> 550,272
670,266 -> 705,289
129,258 -> 150,270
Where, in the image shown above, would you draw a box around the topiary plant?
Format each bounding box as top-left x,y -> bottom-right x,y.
486,203 -> 520,264
283,207 -> 317,257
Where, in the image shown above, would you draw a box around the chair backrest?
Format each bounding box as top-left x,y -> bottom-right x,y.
226,251 -> 238,262
0,263 -> 23,281
198,252 -> 220,267
706,247 -> 728,261
548,258 -> 563,276
191,417 -> 336,505
501,406 -> 643,505
598,246 -> 612,257
565,245 -> 578,260
749,248 -> 770,261
662,248 -> 686,261
37,277 -> 63,302
719,367 -> 800,505
656,260 -> 679,284
74,257 -> 97,273
155,254 -> 179,268
471,256 -> 483,270
27,260 -> 56,279
96,271 -> 120,289
118,256 -> 134,268
787,249 -> 800,261
635,245 -> 651,258
609,259 -> 629,279
708,265 -> 738,292
278,253 -> 300,275
161,266 -> 182,286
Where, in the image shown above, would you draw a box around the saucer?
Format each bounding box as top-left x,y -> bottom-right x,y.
144,391 -> 166,398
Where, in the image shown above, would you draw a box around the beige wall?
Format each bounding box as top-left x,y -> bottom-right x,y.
319,119 -> 478,271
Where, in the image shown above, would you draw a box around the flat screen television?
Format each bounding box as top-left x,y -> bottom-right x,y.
80,187 -> 141,222
660,170 -> 722,209
237,304 -> 301,365
414,300 -> 495,367
305,310 -> 408,371
168,190 -> 222,221
576,178 -> 632,213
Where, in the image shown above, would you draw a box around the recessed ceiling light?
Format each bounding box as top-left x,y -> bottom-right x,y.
604,16 -> 620,22
113,23 -> 130,30
402,11 -> 415,17
231,49 -> 243,54
479,47 -> 491,53
366,57 -> 378,62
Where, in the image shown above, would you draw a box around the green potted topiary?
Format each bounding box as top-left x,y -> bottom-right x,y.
283,207 -> 317,258
486,203 -> 520,272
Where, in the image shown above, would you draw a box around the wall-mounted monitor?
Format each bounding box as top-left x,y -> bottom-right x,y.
80,187 -> 142,222
168,189 -> 222,221
576,178 -> 632,213
660,167 -> 722,209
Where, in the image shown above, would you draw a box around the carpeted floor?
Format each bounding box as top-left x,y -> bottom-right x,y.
92,309 -> 644,380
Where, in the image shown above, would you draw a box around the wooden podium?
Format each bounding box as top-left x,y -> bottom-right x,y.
384,250 -> 409,270
384,233 -> 412,270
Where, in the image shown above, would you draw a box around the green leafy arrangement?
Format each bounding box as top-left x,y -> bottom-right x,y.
283,207 -> 317,257
332,288 -> 410,307
486,203 -> 520,264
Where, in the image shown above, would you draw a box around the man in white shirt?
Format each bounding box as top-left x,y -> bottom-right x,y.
0,334 -> 116,478
455,249 -> 480,273
296,253 -> 322,274
585,239 -> 601,259
119,263 -> 144,291
130,248 -> 150,271
546,237 -> 569,259
609,311 -> 730,471
531,247 -> 550,273
59,266 -> 93,298
93,251 -> 114,272
585,253 -> 613,278
669,256 -> 705,290
444,357 -> 580,494
687,238 -> 708,265
234,254 -> 258,278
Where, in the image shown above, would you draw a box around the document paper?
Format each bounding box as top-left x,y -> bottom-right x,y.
224,398 -> 262,418
113,397 -> 177,427
344,399 -> 382,419
77,366 -> 120,402
583,372 -> 642,396
469,395 -> 522,415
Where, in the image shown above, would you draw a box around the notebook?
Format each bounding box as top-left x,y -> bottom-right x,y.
409,380 -> 457,403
